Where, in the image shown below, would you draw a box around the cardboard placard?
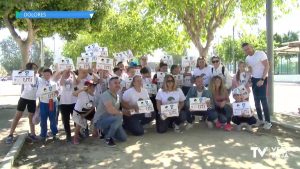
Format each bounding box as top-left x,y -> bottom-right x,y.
77,57 -> 92,69
96,57 -> 113,71
12,70 -> 35,85
173,74 -> 184,86
125,77 -> 133,89
183,75 -> 192,87
40,84 -> 57,100
137,100 -> 154,114
182,56 -> 197,68
189,97 -> 210,111
235,85 -> 249,99
143,83 -> 157,95
160,103 -> 179,120
72,111 -> 87,128
232,101 -> 252,116
57,58 -> 74,71
161,55 -> 173,65
157,72 -> 166,83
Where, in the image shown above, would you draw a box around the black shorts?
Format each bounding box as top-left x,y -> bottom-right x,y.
17,98 -> 36,113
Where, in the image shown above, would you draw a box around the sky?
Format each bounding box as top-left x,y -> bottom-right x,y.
1,7 -> 300,58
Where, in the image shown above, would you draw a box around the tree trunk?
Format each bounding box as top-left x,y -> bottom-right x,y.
19,42 -> 31,68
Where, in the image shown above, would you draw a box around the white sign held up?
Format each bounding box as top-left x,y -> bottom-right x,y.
12,70 -> 35,85
183,75 -> 192,87
57,58 -> 74,71
40,85 -> 57,100
182,56 -> 197,68
143,83 -> 157,95
161,55 -> 173,65
160,103 -> 179,120
232,101 -> 252,116
96,57 -> 113,71
173,74 -> 184,86
189,97 -> 210,111
137,100 -> 154,114
157,72 -> 166,83
77,57 -> 92,69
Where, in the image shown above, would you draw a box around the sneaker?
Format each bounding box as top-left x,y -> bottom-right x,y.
254,120 -> 265,127
28,134 -> 39,142
215,121 -> 222,129
236,124 -> 242,131
224,123 -> 233,131
105,138 -> 116,147
263,122 -> 272,130
173,123 -> 181,133
5,135 -> 14,144
185,123 -> 193,130
52,135 -> 59,141
245,124 -> 253,132
73,136 -> 79,145
206,121 -> 214,129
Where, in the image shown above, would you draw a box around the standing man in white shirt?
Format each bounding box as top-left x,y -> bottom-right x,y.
242,43 -> 272,129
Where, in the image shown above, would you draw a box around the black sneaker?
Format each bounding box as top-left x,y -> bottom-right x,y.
105,138 -> 116,147
5,135 -> 14,144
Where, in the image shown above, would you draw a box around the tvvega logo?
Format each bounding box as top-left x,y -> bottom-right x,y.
250,147 -> 289,159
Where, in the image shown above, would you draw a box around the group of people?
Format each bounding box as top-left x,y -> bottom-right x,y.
6,42 -> 272,147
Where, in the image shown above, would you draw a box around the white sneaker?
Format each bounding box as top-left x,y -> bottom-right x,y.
206,121 -> 213,129
254,120 -> 264,127
185,123 -> 193,130
263,122 -> 272,130
236,124 -> 242,131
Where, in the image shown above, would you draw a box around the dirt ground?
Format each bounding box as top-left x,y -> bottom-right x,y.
12,122 -> 300,169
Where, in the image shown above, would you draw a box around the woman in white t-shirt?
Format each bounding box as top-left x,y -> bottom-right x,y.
72,80 -> 96,145
59,69 -> 77,142
192,57 -> 212,87
155,74 -> 186,133
122,75 -> 155,136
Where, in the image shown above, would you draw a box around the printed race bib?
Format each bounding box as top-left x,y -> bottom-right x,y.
160,103 -> 179,120
137,100 -> 154,114
232,102 -> 252,116
12,70 -> 35,85
189,97 -> 210,111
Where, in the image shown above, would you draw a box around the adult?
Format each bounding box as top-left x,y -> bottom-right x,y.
94,77 -> 127,147
242,42 -> 272,129
210,56 -> 232,95
122,75 -> 155,136
209,76 -> 233,131
59,69 -> 77,142
5,63 -> 39,144
156,74 -> 186,133
185,75 -> 218,129
72,80 -> 97,144
192,57 -> 212,87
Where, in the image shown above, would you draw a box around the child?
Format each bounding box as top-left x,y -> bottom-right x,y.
232,61 -> 251,100
231,88 -> 257,131
36,68 -> 59,141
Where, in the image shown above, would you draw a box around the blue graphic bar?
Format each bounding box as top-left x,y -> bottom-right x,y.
16,11 -> 94,19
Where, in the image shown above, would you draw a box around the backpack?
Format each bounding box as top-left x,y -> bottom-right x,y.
212,66 -> 225,76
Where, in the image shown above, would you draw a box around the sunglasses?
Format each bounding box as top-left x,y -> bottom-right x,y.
167,80 -> 174,83
212,60 -> 219,64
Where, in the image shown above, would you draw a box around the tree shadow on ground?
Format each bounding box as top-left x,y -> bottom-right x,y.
14,122 -> 300,169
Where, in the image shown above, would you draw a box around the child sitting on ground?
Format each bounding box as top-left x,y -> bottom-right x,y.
231,88 -> 257,132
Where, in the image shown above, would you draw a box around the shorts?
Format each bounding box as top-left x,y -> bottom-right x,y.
17,97 -> 36,113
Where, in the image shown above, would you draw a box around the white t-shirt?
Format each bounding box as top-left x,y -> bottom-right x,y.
239,72 -> 251,86
246,51 -> 268,78
21,76 -> 40,100
156,88 -> 186,105
197,91 -> 203,97
192,65 -> 212,86
59,77 -> 77,105
74,92 -> 95,112
122,87 -> 150,107
211,65 -> 232,89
